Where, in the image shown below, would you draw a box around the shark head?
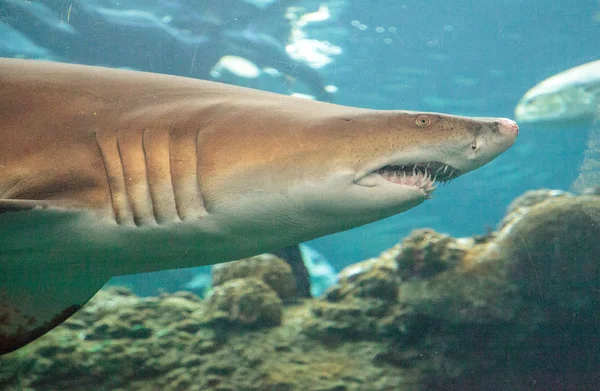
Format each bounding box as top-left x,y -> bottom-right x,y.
349,111 -> 518,203
197,106 -> 518,242
298,111 -> 518,225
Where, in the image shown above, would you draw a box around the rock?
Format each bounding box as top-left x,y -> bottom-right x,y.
498,189 -> 573,230
212,254 -> 298,300
581,186 -> 600,195
201,278 -> 283,328
325,256 -> 399,302
304,298 -> 391,340
306,249 -> 401,340
495,195 -> 600,318
85,318 -> 153,340
506,189 -> 573,213
395,229 -> 473,280
316,383 -> 348,391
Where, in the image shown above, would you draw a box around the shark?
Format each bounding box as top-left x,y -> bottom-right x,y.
0,58 -> 518,354
515,60 -> 600,126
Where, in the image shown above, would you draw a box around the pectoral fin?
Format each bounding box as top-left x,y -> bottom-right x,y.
0,201 -> 110,354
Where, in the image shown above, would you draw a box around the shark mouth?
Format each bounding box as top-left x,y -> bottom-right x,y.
376,162 -> 460,195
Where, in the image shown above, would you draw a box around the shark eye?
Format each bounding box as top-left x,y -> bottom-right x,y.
416,115 -> 431,127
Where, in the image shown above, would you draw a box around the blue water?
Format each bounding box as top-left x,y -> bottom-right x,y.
1,0 -> 598,272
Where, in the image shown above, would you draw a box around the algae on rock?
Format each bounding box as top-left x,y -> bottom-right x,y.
201,278 -> 283,328
212,253 -> 299,300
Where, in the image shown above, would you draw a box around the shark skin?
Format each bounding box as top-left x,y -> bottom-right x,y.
0,58 -> 518,354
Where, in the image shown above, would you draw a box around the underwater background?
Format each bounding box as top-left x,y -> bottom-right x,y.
1,0 -> 600,389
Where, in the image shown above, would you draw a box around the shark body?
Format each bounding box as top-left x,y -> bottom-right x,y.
0,58 -> 518,354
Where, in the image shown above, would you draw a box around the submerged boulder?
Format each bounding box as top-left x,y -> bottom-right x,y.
498,188 -> 573,230
395,228 -> 472,280
201,278 -> 283,329
212,254 -> 299,300
495,195 -> 600,319
325,255 -> 399,302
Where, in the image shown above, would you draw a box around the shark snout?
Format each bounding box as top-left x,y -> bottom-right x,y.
497,118 -> 519,137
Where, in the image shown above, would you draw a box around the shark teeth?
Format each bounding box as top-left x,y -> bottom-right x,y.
376,162 -> 460,196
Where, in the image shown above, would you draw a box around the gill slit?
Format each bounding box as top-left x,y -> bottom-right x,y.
141,129 -> 160,224
115,130 -> 141,226
194,127 -> 207,215
94,132 -> 127,224
168,126 -> 185,221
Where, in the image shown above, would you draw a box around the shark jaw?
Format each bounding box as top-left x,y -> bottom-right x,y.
355,161 -> 460,198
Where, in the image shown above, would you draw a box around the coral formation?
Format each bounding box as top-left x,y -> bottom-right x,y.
2,190 -> 600,390
395,229 -> 472,280
201,278 -> 283,328
212,253 -> 299,300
